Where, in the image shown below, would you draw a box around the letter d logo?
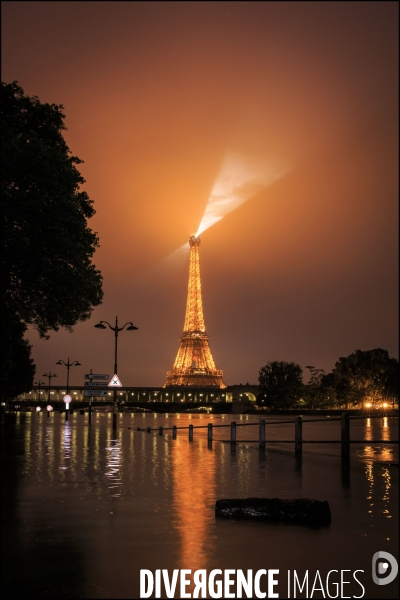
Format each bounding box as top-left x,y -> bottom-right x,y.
372,551 -> 398,585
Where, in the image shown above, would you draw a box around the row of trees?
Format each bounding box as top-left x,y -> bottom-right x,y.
1,82 -> 103,401
257,348 -> 399,409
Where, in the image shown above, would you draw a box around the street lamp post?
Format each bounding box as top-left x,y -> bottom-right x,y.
34,380 -> 45,403
43,371 -> 57,403
56,358 -> 81,396
94,316 -> 138,429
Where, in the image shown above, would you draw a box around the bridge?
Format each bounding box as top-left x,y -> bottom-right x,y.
14,383 -> 261,410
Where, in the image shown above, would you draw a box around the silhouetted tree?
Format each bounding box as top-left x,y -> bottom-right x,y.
319,371 -> 339,408
1,81 -> 103,398
303,366 -> 328,408
326,349 -> 399,408
0,307 -> 35,401
258,361 -> 303,409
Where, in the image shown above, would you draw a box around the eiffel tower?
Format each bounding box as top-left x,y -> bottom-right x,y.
165,234 -> 226,388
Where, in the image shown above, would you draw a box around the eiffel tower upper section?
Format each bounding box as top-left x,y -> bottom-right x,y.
164,234 -> 226,388
183,234 -> 205,334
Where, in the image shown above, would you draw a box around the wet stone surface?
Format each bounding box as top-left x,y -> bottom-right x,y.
215,497 -> 331,525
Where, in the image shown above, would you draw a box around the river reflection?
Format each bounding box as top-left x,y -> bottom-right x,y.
171,437 -> 216,571
105,438 -> 123,497
1,413 -> 398,599
359,416 -> 395,462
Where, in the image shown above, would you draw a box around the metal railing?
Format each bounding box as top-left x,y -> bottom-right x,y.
137,414 -> 399,457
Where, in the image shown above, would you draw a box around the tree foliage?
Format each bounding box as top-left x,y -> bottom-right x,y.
1,81 -> 103,398
318,371 -> 339,407
303,366 -> 329,408
258,361 -> 303,409
0,306 -> 35,401
1,81 -> 103,337
326,348 -> 399,407
257,350 -> 398,410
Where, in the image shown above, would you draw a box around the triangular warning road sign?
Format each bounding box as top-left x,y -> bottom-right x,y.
108,374 -> 122,387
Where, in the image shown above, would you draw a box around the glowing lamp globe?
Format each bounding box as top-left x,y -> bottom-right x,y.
63,394 -> 72,408
36,406 -> 41,412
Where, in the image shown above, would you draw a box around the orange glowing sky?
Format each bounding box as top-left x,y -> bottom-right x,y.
2,1 -> 398,387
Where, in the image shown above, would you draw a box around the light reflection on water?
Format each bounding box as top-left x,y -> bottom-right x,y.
171,437 -> 217,573
45,422 -> 55,481
358,416 -> 395,463
105,438 -> 122,498
1,413 -> 398,599
60,420 -> 72,472
381,467 -> 392,522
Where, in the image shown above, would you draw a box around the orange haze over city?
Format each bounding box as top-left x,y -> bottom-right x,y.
2,1 -> 398,387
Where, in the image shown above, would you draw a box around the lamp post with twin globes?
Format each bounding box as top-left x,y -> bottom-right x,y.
34,380 -> 45,403
43,372 -> 57,403
56,359 -> 81,421
56,358 -> 81,397
94,316 -> 138,429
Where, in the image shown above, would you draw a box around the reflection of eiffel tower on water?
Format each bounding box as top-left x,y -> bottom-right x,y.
165,234 -> 226,388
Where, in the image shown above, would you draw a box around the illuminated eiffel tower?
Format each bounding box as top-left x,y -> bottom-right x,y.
165,234 -> 226,388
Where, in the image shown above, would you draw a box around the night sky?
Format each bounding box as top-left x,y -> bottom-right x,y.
2,1 -> 398,388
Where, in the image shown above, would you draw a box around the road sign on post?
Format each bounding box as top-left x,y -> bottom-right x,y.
84,390 -> 109,397
84,381 -> 108,387
85,374 -> 109,380
108,374 -> 122,387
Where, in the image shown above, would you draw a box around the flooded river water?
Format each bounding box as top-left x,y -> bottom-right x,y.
1,412 -> 398,599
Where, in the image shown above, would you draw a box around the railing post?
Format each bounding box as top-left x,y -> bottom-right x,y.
341,413 -> 350,458
295,416 -> 302,455
159,426 -> 163,435
231,421 -> 236,444
172,425 -> 177,439
208,423 -> 213,447
147,426 -> 151,433
189,424 -> 193,442
259,419 -> 265,449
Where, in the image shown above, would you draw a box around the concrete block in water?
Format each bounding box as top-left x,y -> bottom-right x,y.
215,498 -> 331,526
